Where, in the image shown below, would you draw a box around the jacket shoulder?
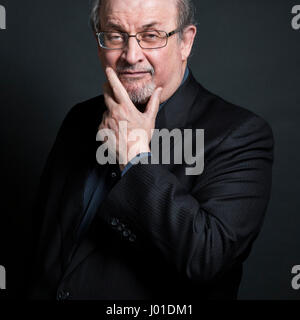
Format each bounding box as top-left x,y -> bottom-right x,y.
191,79 -> 273,141
58,95 -> 105,133
66,95 -> 105,121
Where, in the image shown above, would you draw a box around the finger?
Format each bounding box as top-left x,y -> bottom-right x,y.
103,82 -> 118,110
102,110 -> 109,118
145,87 -> 163,118
104,91 -> 118,112
101,108 -> 120,130
105,67 -> 132,105
103,82 -> 114,98
99,110 -> 108,128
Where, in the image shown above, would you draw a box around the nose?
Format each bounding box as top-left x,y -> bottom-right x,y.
122,36 -> 145,65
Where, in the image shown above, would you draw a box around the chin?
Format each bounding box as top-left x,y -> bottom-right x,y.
128,91 -> 151,105
125,82 -> 156,105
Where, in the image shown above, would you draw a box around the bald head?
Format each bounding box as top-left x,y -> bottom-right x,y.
90,0 -> 196,36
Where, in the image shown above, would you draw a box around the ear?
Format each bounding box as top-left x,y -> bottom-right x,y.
180,25 -> 197,61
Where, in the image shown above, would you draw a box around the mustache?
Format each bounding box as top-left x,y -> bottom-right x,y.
116,64 -> 155,76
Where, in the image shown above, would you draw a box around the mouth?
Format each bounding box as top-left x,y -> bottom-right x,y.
118,71 -> 151,78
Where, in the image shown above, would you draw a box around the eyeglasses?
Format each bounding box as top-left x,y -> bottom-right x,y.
96,29 -> 180,50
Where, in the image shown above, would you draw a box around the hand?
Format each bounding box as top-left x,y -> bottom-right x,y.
98,67 -> 162,171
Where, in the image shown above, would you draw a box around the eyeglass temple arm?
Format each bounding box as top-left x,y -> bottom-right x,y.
167,29 -> 181,37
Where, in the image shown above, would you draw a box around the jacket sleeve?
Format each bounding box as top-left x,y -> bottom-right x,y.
97,115 -> 274,284
28,105 -> 81,277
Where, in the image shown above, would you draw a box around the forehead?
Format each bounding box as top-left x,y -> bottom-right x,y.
100,0 -> 178,29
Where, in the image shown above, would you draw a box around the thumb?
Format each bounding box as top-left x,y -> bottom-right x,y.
145,87 -> 163,118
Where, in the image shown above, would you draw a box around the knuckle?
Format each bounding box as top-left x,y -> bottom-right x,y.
107,117 -> 116,128
110,109 -> 119,120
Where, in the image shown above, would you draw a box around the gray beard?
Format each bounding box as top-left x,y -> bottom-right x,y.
126,81 -> 156,105
116,64 -> 155,105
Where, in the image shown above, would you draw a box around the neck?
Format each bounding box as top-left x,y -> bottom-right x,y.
159,62 -> 187,104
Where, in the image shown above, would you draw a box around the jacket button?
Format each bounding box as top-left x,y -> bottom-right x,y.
57,290 -> 70,301
111,171 -> 117,178
111,218 -> 119,226
129,234 -> 136,242
122,230 -> 130,237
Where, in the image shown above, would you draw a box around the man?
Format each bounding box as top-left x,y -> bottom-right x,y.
28,0 -> 274,300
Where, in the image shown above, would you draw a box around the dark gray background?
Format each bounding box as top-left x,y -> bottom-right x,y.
0,0 -> 299,300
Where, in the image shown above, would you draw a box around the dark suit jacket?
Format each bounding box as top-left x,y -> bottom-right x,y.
28,71 -> 274,300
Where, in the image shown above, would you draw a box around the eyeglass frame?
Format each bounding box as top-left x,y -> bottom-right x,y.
96,29 -> 181,50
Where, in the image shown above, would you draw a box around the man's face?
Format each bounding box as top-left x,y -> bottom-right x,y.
98,0 -> 195,105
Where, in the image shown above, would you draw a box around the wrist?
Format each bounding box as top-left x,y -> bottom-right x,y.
119,149 -> 151,172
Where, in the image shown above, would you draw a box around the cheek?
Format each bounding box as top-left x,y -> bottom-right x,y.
99,51 -> 120,68
146,49 -> 181,84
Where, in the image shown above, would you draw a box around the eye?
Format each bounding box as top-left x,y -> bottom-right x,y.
142,32 -> 159,41
107,33 -> 123,42
147,33 -> 157,38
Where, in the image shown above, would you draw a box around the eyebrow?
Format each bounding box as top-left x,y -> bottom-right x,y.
141,22 -> 160,29
103,21 -> 161,32
104,22 -> 124,31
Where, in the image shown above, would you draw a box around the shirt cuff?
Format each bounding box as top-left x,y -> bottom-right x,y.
121,152 -> 152,177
